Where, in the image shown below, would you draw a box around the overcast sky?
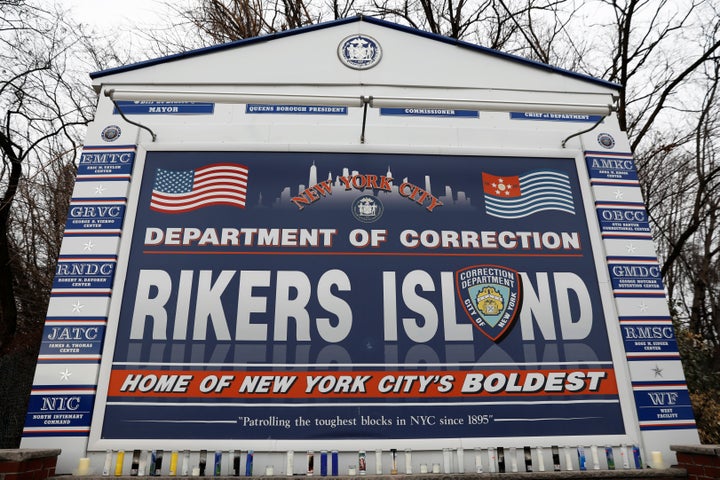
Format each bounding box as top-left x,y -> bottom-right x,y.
67,0 -> 166,29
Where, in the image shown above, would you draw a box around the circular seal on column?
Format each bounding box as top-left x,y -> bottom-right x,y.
338,34 -> 382,70
597,132 -> 616,149
101,125 -> 122,142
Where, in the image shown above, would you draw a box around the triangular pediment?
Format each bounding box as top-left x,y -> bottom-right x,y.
92,16 -> 618,95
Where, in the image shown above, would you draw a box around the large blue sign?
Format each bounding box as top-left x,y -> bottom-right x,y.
98,152 -> 624,441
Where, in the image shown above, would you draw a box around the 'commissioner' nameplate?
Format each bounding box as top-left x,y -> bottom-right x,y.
380,108 -> 478,117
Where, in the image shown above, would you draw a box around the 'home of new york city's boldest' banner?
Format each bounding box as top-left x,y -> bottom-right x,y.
99,151 -> 624,440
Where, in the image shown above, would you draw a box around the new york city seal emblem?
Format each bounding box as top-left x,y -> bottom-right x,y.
337,34 -> 382,70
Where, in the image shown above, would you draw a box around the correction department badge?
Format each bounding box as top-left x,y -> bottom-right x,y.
338,34 -> 382,70
455,265 -> 522,341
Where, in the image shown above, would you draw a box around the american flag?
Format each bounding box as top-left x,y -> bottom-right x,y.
150,163 -> 248,213
482,170 -> 574,219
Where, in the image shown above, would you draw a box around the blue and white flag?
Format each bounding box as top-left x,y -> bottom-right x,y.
482,170 -> 575,218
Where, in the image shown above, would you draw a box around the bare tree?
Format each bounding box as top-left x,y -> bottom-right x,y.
659,60 -> 720,343
0,0 -> 99,447
585,0 -> 720,144
0,1 -> 93,349
368,0 -> 494,39
150,0 -> 350,52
